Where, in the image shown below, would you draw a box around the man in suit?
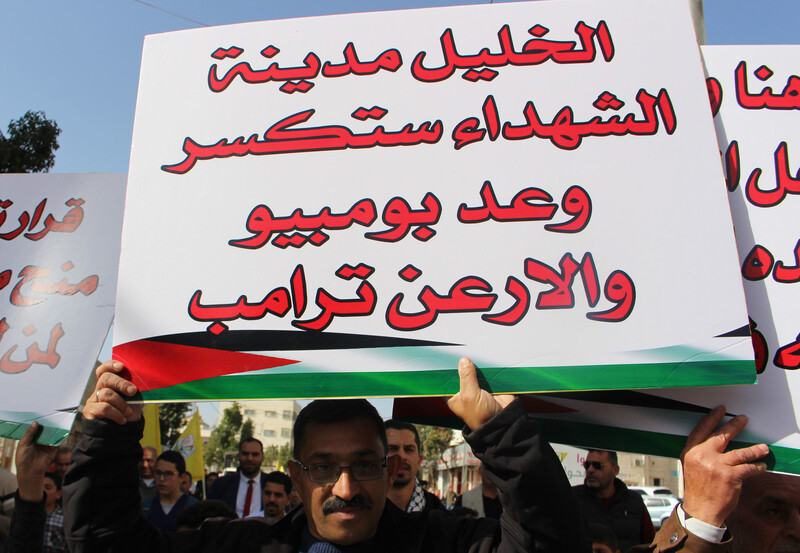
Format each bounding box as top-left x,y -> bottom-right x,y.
207,438 -> 268,517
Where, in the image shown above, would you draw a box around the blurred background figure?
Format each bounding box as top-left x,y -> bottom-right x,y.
138,445 -> 157,502
0,465 -> 17,550
179,470 -> 194,495
53,447 -> 71,482
42,471 -> 67,553
455,465 -> 502,519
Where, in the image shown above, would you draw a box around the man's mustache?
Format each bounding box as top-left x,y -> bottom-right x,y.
322,495 -> 372,515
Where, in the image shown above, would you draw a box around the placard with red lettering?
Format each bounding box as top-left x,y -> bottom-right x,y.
398,47 -> 800,476
116,0 -> 753,402
0,173 -> 126,444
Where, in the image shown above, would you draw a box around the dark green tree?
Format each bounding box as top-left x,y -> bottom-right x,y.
204,402 -> 243,468
0,111 -> 61,173
418,425 -> 453,465
417,425 -> 453,488
240,417 -> 254,441
263,443 -> 292,471
160,403 -> 191,446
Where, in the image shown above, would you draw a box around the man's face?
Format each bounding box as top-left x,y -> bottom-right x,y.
179,472 -> 191,494
43,476 -> 61,510
386,428 -> 422,489
262,482 -> 289,519
55,452 -> 71,478
238,442 -> 264,478
583,451 -> 618,494
154,459 -> 180,498
289,418 -> 399,545
139,448 -> 156,479
728,473 -> 800,553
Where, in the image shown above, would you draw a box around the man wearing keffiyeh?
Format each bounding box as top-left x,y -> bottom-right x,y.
384,420 -> 445,514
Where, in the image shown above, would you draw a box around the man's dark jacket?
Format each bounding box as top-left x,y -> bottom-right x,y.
64,400 -> 590,552
207,470 -> 268,514
573,478 -> 649,552
421,490 -> 445,513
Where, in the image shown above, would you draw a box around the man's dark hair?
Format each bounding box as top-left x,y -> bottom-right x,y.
590,523 -> 619,552
293,399 -> 387,459
264,471 -> 292,494
44,471 -> 62,491
55,445 -> 71,457
157,450 -> 186,476
175,500 -> 236,530
588,449 -> 618,466
239,437 -> 263,452
384,419 -> 421,450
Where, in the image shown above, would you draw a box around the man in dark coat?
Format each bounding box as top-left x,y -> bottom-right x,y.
572,449 -> 654,552
64,357 -> 590,552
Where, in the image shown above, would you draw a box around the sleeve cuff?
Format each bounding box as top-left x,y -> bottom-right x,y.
678,505 -> 727,543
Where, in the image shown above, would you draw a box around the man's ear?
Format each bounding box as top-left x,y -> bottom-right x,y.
288,460 -> 303,492
386,454 -> 401,485
613,464 -> 620,477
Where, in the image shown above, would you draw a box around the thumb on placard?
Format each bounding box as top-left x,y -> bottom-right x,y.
456,357 -> 480,397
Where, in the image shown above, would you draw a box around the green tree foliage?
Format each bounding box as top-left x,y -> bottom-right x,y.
418,425 -> 453,467
160,403 -> 190,446
240,418 -> 254,441
0,111 -> 61,173
204,402 -> 243,468
263,443 -> 292,471
416,425 -> 453,490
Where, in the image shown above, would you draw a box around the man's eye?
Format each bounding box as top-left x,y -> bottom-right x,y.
353,460 -> 378,470
313,463 -> 337,473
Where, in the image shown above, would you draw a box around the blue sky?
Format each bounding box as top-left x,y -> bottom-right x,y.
1,0 -> 798,175
3,0 -> 797,426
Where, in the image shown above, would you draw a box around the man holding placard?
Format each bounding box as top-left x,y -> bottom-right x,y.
63,357 -> 590,552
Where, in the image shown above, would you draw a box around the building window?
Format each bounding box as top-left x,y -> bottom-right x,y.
282,410 -> 293,420
244,409 -> 255,415
263,430 -> 276,437
281,428 -> 290,438
264,410 -> 277,417
653,477 -> 661,486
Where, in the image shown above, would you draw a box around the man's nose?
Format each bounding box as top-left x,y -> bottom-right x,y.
785,508 -> 800,541
331,468 -> 359,500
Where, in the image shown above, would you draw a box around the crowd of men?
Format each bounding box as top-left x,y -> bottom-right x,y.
1,357 -> 798,553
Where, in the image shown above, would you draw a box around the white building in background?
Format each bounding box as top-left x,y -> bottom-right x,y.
217,399 -> 301,450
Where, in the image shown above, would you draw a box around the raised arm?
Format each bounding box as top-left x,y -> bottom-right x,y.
448,357 -> 591,553
680,406 -> 768,527
4,422 -> 56,553
634,406 -> 769,553
63,360 -> 167,553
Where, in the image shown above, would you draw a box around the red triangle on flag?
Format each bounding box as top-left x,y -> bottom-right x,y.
113,339 -> 299,392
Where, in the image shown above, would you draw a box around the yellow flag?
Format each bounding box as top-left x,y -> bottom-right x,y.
174,410 -> 204,481
140,403 -> 162,455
